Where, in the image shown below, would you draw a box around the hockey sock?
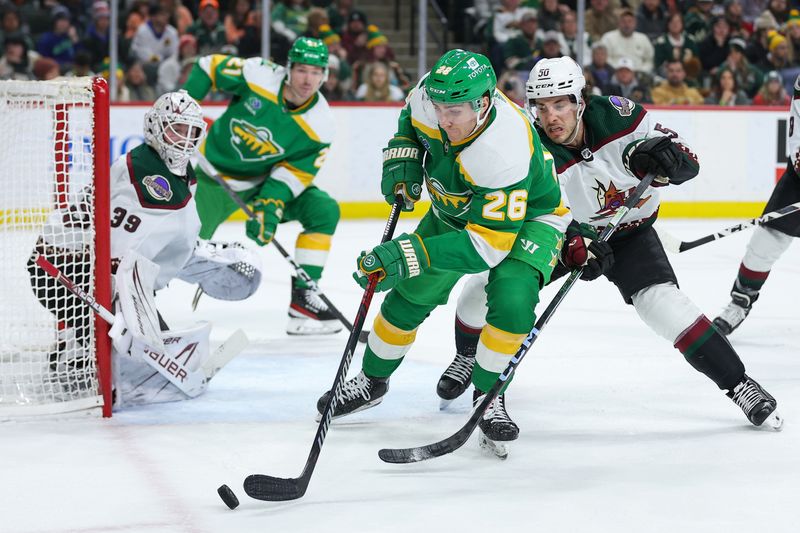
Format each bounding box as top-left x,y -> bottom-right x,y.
362,312 -> 418,379
472,324 -> 526,393
674,316 -> 746,390
294,233 -> 331,289
735,263 -> 769,293
455,315 -> 480,357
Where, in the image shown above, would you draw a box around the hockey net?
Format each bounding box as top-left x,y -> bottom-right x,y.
0,78 -> 111,417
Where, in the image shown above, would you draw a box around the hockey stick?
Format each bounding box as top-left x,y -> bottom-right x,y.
242,195 -> 404,501
194,152 -> 370,343
655,201 -> 800,254
378,174 -> 657,464
33,253 -> 248,389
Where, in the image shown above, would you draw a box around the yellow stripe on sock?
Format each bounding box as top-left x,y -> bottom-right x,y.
479,324 -> 526,355
296,232 -> 332,251
373,313 -> 418,346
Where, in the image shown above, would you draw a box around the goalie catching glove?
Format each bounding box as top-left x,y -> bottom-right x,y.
353,233 -> 430,292
624,136 -> 686,187
382,139 -> 424,211
561,222 -> 614,281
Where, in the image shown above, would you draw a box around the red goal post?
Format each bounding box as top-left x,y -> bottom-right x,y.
0,77 -> 112,417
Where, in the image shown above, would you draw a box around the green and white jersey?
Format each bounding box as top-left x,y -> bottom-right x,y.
540,95 -> 699,234
395,77 -> 569,272
183,54 -> 334,198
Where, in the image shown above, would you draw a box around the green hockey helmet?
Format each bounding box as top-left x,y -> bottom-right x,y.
288,37 -> 329,69
424,50 -> 497,112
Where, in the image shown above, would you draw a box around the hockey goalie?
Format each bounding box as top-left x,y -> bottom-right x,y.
27,90 -> 257,407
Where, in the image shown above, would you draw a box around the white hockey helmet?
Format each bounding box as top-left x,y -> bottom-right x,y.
525,57 -> 586,124
144,90 -> 207,176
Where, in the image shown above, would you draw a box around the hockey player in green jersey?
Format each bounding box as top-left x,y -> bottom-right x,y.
447,56 -> 782,430
182,36 -> 342,336
314,50 -> 570,454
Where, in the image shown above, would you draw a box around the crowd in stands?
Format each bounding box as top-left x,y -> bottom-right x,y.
461,0 -> 800,106
0,0 -> 410,103
1,0 -> 798,106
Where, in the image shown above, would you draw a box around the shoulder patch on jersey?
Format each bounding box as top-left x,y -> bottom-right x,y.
143,175 -> 174,201
608,95 -> 635,117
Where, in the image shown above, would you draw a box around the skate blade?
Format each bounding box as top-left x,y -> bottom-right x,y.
761,410 -> 784,432
286,317 -> 342,336
439,398 -> 454,411
314,397 -> 384,422
478,431 -> 508,460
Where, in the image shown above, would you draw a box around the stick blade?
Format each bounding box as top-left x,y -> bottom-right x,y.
378,431 -> 470,464
243,474 -> 308,501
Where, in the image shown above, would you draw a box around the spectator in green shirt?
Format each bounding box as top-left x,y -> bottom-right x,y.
187,0 -> 228,56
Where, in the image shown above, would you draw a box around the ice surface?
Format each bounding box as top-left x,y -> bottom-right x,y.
2,218 -> 799,533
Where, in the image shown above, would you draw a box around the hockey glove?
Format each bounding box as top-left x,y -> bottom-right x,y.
353,233 -> 430,292
382,139 -> 424,211
624,136 -> 683,187
561,223 -> 614,281
246,198 -> 284,246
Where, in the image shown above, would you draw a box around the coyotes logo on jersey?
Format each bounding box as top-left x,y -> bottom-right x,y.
590,180 -> 651,221
229,118 -> 285,162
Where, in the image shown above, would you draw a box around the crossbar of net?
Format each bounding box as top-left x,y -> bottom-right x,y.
0,79 -> 102,414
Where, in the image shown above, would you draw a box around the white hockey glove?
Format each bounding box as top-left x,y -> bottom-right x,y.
108,310 -> 132,355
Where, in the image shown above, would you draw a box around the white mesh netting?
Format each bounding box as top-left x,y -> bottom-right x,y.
0,78 -> 104,415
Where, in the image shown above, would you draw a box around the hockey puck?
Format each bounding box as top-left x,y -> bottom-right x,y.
217,484 -> 240,510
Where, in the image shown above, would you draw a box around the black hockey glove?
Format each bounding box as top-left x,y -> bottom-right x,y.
562,223 -> 615,281
625,136 -> 683,187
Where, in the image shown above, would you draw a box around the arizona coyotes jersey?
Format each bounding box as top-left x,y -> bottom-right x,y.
108,144 -> 200,290
183,55 -> 334,197
394,78 -> 569,272
39,144 -> 200,290
788,75 -> 800,172
540,95 -> 699,233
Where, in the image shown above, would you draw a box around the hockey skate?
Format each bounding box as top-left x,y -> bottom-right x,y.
474,391 -> 519,459
287,280 -> 342,336
437,351 -> 475,409
316,370 -> 389,421
727,375 -> 783,430
713,285 -> 759,335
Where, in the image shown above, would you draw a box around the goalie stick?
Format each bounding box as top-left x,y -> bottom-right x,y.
241,195 -> 404,502
32,253 -> 247,388
378,174 -> 657,464
193,151 -> 370,344
655,201 -> 800,254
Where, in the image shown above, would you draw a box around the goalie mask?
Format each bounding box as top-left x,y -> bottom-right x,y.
525,57 -> 586,143
144,90 -> 207,176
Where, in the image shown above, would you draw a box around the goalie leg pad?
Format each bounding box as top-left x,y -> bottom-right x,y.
114,321 -> 213,407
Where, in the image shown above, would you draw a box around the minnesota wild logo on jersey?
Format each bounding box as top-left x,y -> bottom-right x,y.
426,176 -> 472,218
229,118 -> 285,162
